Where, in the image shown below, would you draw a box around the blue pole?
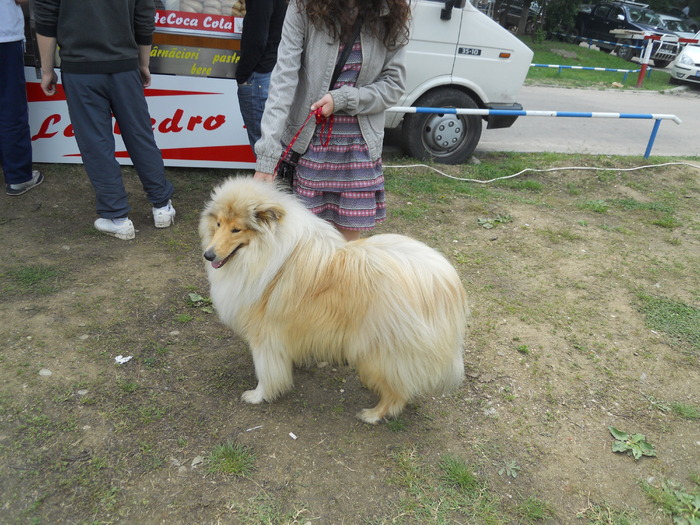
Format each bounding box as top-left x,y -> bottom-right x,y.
644,119 -> 662,158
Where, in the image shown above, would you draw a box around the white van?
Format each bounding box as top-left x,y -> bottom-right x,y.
392,0 -> 534,164
24,0 -> 532,168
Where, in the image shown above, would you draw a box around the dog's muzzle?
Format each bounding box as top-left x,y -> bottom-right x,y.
203,244 -> 241,269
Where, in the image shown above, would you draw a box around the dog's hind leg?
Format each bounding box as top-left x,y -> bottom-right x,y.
356,385 -> 408,424
241,345 -> 293,404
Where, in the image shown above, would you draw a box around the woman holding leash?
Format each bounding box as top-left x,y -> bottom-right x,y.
253,0 -> 411,241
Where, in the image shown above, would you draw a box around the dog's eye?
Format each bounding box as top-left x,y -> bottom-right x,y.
231,228 -> 241,234
216,222 -> 220,228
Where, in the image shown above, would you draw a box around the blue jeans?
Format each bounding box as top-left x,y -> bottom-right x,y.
0,40 -> 33,185
237,71 -> 270,151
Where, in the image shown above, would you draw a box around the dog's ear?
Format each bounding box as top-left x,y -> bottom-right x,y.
253,203 -> 286,229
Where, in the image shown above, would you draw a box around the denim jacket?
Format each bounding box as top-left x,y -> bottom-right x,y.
255,0 -> 407,174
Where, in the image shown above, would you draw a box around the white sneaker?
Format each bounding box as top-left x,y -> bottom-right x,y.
6,170 -> 44,196
153,200 -> 176,228
94,218 -> 135,240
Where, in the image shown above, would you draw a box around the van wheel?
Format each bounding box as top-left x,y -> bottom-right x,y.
401,89 -> 482,165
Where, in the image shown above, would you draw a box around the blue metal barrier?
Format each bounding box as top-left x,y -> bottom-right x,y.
386,107 -> 682,158
529,63 -> 652,83
548,32 -> 643,51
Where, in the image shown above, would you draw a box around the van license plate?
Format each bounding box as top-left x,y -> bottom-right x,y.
458,47 -> 482,56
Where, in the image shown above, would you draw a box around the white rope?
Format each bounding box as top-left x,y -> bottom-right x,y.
383,161 -> 700,184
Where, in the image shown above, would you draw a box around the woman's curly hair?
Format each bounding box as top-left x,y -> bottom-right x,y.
304,0 -> 411,49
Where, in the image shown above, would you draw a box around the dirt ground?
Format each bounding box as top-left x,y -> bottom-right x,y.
1,155 -> 698,524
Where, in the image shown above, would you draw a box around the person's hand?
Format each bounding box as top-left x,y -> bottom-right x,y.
254,171 -> 275,182
40,69 -> 58,96
310,93 -> 335,117
139,66 -> 152,88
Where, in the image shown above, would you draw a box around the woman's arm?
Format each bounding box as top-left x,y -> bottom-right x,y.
330,41 -> 407,117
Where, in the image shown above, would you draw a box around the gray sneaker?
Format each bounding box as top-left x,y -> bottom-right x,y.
94,218 -> 135,240
6,170 -> 44,196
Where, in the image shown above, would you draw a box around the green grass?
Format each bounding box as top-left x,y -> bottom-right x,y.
227,493 -> 309,525
522,36 -> 673,90
671,402 -> 700,420
208,440 -> 256,476
515,496 -> 555,524
386,448 -> 555,524
174,313 -> 194,323
386,416 -> 407,432
439,454 -> 482,493
640,479 -> 700,523
637,293 -> 700,351
578,199 -> 610,213
575,500 -> 640,524
2,264 -> 64,295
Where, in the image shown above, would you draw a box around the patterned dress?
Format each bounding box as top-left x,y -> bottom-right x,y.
294,38 -> 386,231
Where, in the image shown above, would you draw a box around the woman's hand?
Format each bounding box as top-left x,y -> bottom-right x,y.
310,93 -> 335,117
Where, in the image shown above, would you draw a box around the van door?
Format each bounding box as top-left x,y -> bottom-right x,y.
403,0 -> 462,93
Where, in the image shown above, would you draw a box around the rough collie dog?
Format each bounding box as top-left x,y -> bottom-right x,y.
199,177 -> 468,423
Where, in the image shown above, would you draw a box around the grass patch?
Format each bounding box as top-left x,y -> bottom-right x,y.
522,36 -> 673,91
174,313 -> 194,323
637,294 -> 700,351
208,440 -> 256,476
514,496 -> 555,524
671,402 -> 700,420
578,199 -> 609,213
575,500 -> 639,524
651,215 -> 681,229
439,454 -> 482,493
386,417 -> 407,432
227,494 -> 310,525
2,264 -> 64,295
388,448 -> 553,523
611,198 -> 674,214
640,479 -> 700,524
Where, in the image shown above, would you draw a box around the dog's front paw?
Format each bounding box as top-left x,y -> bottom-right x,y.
356,408 -> 385,425
241,389 -> 266,404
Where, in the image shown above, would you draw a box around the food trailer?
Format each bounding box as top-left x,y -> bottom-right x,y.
23,0 -> 533,168
24,1 -> 254,169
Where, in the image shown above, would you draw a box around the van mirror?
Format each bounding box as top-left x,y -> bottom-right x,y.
441,0 -> 459,20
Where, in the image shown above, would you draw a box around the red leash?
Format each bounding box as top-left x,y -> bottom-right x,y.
275,107 -> 334,174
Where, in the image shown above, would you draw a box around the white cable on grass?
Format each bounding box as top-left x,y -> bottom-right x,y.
383,161 -> 700,184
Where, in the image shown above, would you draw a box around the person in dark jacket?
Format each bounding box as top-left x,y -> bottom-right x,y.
236,0 -> 287,151
34,0 -> 175,240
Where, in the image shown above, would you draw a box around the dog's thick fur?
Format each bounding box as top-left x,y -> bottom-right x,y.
199,177 -> 468,423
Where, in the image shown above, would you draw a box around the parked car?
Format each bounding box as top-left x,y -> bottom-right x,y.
660,7 -> 699,32
571,1 -> 680,68
669,30 -> 700,84
658,14 -> 697,44
496,0 -> 542,35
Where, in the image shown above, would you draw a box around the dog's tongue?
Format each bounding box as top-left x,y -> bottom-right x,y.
211,260 -> 223,269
